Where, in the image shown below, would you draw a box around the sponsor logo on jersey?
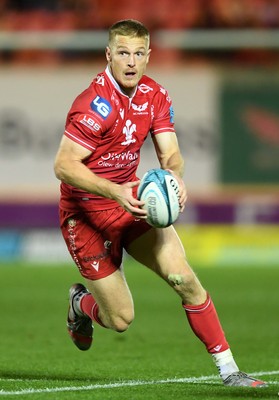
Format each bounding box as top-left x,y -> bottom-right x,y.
91,261 -> 99,271
101,150 -> 138,161
67,219 -> 83,273
151,104 -> 155,120
160,87 -> 171,103
77,114 -> 101,132
111,90 -> 120,106
138,83 -> 153,94
119,108 -> 124,119
104,240 -> 112,249
90,96 -> 112,120
169,106 -> 174,123
83,247 -> 111,263
96,74 -> 105,86
122,119 -> 136,145
98,150 -> 138,169
67,218 -> 76,228
131,102 -> 149,115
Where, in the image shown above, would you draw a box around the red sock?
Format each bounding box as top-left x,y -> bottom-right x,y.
183,293 -> 229,354
80,294 -> 106,328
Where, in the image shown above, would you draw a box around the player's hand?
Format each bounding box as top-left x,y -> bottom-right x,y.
113,180 -> 148,218
166,169 -> 187,212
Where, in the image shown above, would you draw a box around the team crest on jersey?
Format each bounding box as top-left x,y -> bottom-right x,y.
138,84 -> 153,94
122,120 -> 136,145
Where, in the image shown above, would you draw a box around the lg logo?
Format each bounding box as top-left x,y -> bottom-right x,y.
90,96 -> 112,119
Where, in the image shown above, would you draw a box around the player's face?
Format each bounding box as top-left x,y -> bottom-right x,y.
106,35 -> 151,97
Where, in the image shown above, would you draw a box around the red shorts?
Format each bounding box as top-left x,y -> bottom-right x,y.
59,207 -> 152,280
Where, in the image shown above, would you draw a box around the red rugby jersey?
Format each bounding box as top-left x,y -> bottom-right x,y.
60,66 -> 175,211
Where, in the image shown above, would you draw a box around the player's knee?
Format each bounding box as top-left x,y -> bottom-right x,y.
110,310 -> 134,332
167,272 -> 204,301
167,272 -> 195,290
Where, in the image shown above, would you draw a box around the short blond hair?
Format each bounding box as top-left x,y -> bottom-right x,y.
108,19 -> 150,47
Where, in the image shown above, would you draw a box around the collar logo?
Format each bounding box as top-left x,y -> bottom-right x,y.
138,84 -> 153,94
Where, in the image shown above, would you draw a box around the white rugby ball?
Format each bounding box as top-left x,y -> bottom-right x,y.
137,169 -> 180,228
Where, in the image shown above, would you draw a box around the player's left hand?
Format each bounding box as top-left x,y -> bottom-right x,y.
166,169 -> 187,212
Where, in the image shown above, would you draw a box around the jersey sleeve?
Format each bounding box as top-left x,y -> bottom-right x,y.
150,86 -> 175,136
64,89 -> 106,152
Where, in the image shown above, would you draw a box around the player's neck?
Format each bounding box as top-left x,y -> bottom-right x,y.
106,66 -> 137,98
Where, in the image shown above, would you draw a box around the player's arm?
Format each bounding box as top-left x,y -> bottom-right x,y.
54,136 -> 147,217
152,131 -> 187,211
152,131 -> 184,176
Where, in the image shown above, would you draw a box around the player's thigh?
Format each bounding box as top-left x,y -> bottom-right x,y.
85,267 -> 134,321
126,225 -> 190,279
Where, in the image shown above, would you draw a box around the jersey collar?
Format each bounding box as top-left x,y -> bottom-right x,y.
105,66 -> 137,100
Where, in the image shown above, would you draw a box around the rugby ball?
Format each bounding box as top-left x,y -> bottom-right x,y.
137,169 -> 180,228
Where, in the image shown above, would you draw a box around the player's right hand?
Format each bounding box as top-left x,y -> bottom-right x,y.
113,181 -> 148,218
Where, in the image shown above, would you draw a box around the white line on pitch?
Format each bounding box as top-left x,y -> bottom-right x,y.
0,370 -> 278,396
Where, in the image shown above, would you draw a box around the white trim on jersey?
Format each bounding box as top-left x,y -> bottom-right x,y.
65,130 -> 96,151
152,127 -> 176,134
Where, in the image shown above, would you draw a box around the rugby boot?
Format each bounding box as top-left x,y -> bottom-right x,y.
67,283 -> 93,351
223,371 -> 267,387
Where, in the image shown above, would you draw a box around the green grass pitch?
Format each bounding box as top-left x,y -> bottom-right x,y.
0,259 -> 278,399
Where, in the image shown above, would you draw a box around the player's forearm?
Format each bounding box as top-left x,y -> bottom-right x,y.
54,160 -> 119,200
160,151 -> 185,178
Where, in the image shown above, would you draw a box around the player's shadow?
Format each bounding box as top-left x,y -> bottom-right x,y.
0,370 -> 107,383
185,382 -> 274,398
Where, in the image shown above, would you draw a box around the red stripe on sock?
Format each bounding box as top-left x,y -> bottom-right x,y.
80,294 -> 106,328
183,293 -> 230,354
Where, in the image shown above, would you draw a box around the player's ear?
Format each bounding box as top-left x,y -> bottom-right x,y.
146,48 -> 151,64
106,47 -> 112,63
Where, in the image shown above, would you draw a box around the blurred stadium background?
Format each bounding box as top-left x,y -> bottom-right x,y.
0,0 -> 279,267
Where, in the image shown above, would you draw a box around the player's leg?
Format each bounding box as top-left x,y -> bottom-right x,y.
67,268 -> 134,351
126,226 -> 266,387
84,267 -> 134,332
126,225 -> 230,352
126,225 -> 206,305
61,208 -> 135,350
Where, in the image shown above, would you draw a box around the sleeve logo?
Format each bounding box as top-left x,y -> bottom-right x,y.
77,114 -> 101,132
169,106 -> 174,123
90,96 -> 112,119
